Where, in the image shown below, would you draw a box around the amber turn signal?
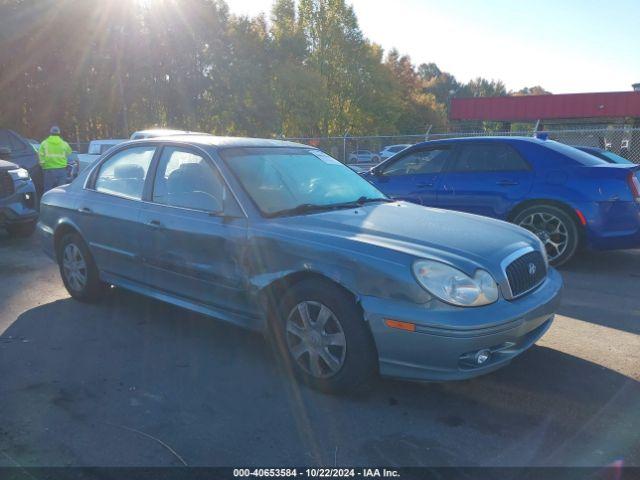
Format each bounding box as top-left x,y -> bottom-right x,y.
384,319 -> 416,332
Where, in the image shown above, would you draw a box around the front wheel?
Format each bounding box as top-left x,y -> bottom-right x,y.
57,233 -> 107,302
513,205 -> 580,267
271,279 -> 378,394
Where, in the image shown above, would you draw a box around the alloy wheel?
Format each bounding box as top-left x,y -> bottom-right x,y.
285,301 -> 347,379
518,212 -> 569,262
62,243 -> 88,292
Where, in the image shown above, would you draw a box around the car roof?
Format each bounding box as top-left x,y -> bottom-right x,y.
90,139 -> 127,144
129,135 -> 309,149
411,136 -> 549,148
132,128 -> 202,136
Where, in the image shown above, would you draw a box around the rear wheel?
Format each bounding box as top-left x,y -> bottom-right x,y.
6,221 -> 36,238
271,279 -> 378,394
513,205 -> 580,267
57,233 -> 106,302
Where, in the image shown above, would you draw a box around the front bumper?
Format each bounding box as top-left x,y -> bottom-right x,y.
362,268 -> 563,381
0,180 -> 38,227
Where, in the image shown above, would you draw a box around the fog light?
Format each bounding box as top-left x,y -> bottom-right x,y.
475,350 -> 490,365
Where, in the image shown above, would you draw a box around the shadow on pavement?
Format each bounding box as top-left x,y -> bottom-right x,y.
1,289 -> 638,467
0,232 -> 54,309
556,249 -> 640,334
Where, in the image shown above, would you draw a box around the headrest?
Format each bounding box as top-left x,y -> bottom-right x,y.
114,164 -> 144,179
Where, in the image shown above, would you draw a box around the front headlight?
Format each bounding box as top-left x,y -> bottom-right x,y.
412,260 -> 499,307
8,168 -> 30,181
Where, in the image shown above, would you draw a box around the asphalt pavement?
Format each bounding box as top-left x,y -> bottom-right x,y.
0,233 -> 638,467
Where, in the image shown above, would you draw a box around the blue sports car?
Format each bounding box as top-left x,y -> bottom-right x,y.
38,136 -> 561,393
362,137 -> 640,266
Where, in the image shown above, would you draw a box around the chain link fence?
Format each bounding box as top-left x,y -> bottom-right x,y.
284,127 -> 640,165
65,127 -> 640,163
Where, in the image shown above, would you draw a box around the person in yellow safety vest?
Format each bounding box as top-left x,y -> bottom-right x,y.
39,126 -> 72,192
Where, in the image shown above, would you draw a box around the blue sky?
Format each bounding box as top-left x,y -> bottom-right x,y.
226,0 -> 640,93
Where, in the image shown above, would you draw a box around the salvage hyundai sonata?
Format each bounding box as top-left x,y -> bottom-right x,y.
38,136 -> 562,393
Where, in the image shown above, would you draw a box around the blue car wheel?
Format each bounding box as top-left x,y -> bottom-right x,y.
513,204 -> 580,266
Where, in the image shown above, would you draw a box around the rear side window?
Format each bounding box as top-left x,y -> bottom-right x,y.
544,141 -> 609,166
382,148 -> 451,176
94,146 -> 155,200
452,143 -> 530,172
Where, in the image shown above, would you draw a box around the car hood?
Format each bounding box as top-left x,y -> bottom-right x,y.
272,201 -> 541,275
0,159 -> 19,171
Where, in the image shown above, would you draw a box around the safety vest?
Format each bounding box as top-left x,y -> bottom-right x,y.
39,135 -> 72,170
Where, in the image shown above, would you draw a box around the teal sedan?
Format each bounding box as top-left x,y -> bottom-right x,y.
38,136 -> 562,393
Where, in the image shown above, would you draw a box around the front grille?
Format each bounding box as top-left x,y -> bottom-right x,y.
505,250 -> 547,297
0,171 -> 14,199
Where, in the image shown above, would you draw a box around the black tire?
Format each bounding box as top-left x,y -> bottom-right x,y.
513,204 -> 580,267
57,232 -> 106,302
270,279 -> 378,394
6,221 -> 36,238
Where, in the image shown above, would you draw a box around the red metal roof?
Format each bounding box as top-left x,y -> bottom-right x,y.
450,91 -> 640,121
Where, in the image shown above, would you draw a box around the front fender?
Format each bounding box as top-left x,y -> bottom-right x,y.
245,228 -> 432,306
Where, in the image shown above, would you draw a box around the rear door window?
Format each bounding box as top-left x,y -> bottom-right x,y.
94,146 -> 155,200
452,143 -> 530,172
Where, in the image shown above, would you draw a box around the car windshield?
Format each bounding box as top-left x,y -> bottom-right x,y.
222,147 -> 388,216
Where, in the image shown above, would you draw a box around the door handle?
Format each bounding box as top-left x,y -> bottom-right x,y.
496,180 -> 519,186
416,182 -> 434,188
78,207 -> 93,214
148,220 -> 164,229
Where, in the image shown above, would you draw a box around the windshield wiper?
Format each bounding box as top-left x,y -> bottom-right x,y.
267,197 -> 393,218
267,203 -> 333,218
329,196 -> 394,209
355,196 -> 393,205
